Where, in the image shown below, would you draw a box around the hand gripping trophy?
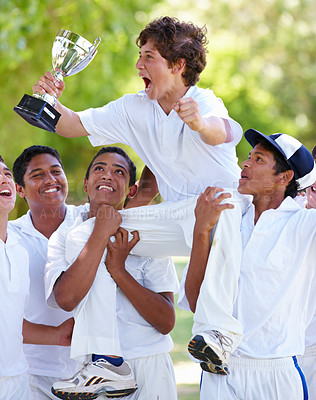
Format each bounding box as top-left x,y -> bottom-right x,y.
14,29 -> 101,132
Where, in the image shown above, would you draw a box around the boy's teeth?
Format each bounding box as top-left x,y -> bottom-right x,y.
44,188 -> 57,193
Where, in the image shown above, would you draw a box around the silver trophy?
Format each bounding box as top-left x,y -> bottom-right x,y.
14,29 -> 101,132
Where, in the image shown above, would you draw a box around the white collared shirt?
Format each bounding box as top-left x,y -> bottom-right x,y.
8,204 -> 89,377
234,197 -> 316,358
0,230 -> 29,377
78,86 -> 242,201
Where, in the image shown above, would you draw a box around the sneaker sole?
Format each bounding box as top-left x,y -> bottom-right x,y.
52,387 -> 137,400
188,334 -> 229,375
51,389 -> 98,400
200,361 -> 229,375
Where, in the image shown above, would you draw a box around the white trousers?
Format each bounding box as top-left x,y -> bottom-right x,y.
29,374 -> 63,400
98,353 -> 177,400
200,356 -> 306,400
297,345 -> 316,399
0,373 -> 30,400
66,192 -> 249,358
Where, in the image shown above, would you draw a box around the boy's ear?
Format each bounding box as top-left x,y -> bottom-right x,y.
278,169 -> 294,186
127,184 -> 138,199
83,178 -> 88,193
16,183 -> 26,199
172,58 -> 186,74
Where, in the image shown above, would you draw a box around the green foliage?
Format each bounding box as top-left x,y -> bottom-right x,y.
153,0 -> 316,163
1,0 -> 162,217
2,0 -> 316,218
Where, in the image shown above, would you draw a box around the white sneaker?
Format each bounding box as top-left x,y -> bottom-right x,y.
51,359 -> 137,399
188,330 -> 234,375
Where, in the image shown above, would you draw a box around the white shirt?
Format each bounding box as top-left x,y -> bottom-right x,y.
78,86 -> 242,201
305,314 -> 316,348
8,204 -> 88,377
234,197 -> 316,358
0,230 -> 29,377
45,206 -> 179,360
294,194 -> 316,349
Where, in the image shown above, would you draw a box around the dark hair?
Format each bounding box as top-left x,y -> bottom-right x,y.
312,145 -> 316,160
136,16 -> 208,86
85,146 -> 136,186
13,145 -> 64,187
256,138 -> 299,198
0,155 -> 4,164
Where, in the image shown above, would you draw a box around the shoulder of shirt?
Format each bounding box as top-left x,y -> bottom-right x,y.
8,211 -> 30,229
187,85 -> 215,98
6,228 -> 29,248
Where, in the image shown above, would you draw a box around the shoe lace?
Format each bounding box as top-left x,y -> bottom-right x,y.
205,330 -> 233,357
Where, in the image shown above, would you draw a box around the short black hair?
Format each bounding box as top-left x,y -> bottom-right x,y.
0,155 -> 4,164
13,145 -> 64,187
136,16 -> 208,86
312,146 -> 316,160
256,137 -> 299,198
85,146 -> 136,186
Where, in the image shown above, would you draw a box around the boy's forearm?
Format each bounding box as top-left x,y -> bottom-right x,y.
23,320 -> 59,345
198,116 -> 231,145
53,232 -> 111,311
111,269 -> 175,334
55,101 -> 88,138
185,228 -> 211,312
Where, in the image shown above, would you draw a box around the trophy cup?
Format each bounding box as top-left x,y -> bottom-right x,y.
14,29 -> 101,132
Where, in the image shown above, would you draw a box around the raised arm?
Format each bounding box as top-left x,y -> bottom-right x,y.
185,187 -> 234,312
173,97 -> 232,145
125,166 -> 159,209
33,71 -> 88,138
53,205 -> 121,311
106,228 -> 176,334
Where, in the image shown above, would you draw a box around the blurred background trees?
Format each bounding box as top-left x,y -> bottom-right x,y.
1,0 -> 315,218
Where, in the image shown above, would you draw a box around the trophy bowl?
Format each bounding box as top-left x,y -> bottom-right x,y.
14,30 -> 101,133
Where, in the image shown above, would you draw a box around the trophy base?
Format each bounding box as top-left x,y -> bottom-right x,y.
14,94 -> 61,133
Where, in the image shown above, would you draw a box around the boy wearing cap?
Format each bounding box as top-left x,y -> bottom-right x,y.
184,130 -> 316,399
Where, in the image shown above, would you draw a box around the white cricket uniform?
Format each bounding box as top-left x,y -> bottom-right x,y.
8,204 -> 89,400
0,230 -> 30,400
45,208 -> 179,399
46,192 -> 249,360
198,197 -> 316,399
295,195 -> 316,399
78,86 -> 242,201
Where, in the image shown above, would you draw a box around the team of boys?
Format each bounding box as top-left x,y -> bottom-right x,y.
1,15 -> 316,400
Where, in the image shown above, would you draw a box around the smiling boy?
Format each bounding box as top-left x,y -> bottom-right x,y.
9,146 -> 89,399
45,147 -> 179,400
0,155 -> 73,400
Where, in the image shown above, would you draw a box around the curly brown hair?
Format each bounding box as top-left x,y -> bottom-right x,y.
136,16 -> 208,87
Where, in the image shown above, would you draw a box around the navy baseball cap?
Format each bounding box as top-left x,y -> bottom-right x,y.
244,129 -> 316,190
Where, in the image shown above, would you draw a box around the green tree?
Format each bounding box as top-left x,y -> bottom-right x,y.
152,0 -> 316,161
1,0 -> 162,217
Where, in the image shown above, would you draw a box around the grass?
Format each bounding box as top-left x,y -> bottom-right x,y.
170,257 -> 200,400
